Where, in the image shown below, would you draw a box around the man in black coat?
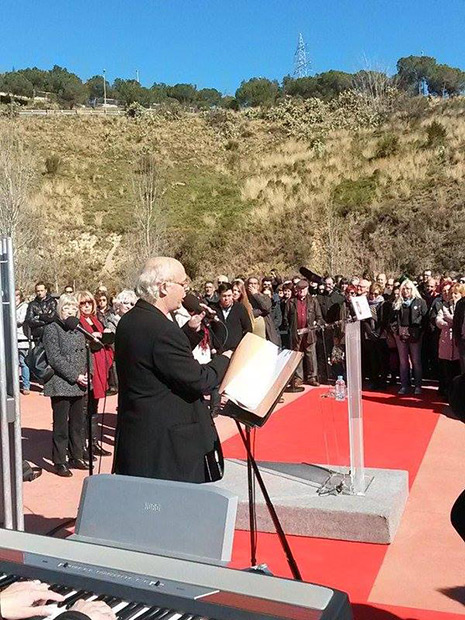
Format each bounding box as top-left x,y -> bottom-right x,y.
316,276 -> 344,383
210,283 -> 252,352
113,257 -> 232,484
25,281 -> 57,342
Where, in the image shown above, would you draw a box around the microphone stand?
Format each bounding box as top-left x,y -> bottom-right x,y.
85,342 -> 94,476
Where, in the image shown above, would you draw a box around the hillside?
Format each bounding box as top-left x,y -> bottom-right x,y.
2,93 -> 465,289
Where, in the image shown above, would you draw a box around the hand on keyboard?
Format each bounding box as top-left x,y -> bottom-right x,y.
68,600 -> 116,620
0,580 -> 64,619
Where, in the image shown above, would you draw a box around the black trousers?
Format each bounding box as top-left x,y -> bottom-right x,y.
451,488 -> 465,543
439,358 -> 461,399
51,396 -> 85,465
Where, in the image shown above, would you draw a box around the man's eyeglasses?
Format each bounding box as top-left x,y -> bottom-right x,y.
169,279 -> 190,289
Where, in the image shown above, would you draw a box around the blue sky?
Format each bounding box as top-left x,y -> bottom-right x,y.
1,0 -> 464,94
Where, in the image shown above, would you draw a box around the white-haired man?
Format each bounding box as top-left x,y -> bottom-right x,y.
113,257 -> 232,483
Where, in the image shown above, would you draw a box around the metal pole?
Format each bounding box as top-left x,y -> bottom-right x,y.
5,238 -> 24,529
0,255 -> 13,528
103,70 -> 107,107
245,426 -> 257,567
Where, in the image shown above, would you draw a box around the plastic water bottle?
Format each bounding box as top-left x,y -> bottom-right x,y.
335,376 -> 346,401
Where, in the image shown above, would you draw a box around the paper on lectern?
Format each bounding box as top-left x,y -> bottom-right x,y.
219,333 -> 302,416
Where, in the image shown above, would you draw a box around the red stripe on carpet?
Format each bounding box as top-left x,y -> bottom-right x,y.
223,388 -> 440,487
223,388 -> 447,620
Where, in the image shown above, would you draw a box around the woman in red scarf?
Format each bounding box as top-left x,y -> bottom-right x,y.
77,290 -> 114,457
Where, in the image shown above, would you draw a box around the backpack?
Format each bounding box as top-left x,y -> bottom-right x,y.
25,341 -> 54,384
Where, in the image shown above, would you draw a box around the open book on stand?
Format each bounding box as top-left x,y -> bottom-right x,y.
219,333 -> 303,427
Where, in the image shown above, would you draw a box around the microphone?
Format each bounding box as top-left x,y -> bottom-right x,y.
63,317 -> 104,349
299,266 -> 324,284
182,293 -> 219,324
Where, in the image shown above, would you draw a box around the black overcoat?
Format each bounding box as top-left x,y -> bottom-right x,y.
113,299 -> 229,483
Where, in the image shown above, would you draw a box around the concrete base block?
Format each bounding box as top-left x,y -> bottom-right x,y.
214,460 -> 409,544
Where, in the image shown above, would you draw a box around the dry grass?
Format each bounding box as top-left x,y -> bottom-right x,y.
2,97 -> 465,287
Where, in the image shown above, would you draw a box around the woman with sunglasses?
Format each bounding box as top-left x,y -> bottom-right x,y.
95,291 -> 117,331
77,291 -> 114,457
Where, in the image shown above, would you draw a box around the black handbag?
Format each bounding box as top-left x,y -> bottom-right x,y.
25,341 -> 54,383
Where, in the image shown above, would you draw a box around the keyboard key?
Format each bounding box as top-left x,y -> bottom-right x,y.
59,590 -> 87,607
136,607 -> 163,620
117,602 -> 142,620
0,576 -> 19,589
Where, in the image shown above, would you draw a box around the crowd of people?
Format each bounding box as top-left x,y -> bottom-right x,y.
195,269 -> 465,400
16,267 -> 465,477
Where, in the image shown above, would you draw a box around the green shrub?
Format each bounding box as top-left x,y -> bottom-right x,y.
45,154 -> 62,175
125,102 -> 145,118
332,175 -> 377,216
374,133 -> 399,158
425,120 -> 447,148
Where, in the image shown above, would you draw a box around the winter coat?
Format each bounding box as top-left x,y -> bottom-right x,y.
97,308 -> 118,333
284,295 -> 324,348
452,297 -> 465,344
26,295 -> 57,341
79,315 -> 114,400
436,303 -> 459,361
248,292 -> 281,347
317,289 -> 344,323
113,299 -> 229,483
16,302 -> 30,351
42,322 -> 87,398
389,298 -> 428,341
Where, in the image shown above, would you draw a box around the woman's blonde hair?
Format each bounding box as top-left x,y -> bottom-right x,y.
451,282 -> 465,297
233,279 -> 254,323
57,294 -> 79,320
76,290 -> 97,315
393,279 -> 422,310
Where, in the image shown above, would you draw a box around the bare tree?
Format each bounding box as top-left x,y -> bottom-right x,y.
352,56 -> 399,116
132,153 -> 167,261
0,125 -> 39,286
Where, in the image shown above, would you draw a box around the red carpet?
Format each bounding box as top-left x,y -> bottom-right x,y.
222,388 -> 461,620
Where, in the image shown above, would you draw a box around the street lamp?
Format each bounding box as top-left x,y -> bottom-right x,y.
103,69 -> 107,106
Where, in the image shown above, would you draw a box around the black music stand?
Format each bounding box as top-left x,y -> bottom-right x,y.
222,390 -> 302,581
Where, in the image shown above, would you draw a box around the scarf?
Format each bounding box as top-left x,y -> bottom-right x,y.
368,295 -> 384,307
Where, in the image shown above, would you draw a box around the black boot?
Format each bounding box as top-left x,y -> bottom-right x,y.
92,442 -> 111,457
